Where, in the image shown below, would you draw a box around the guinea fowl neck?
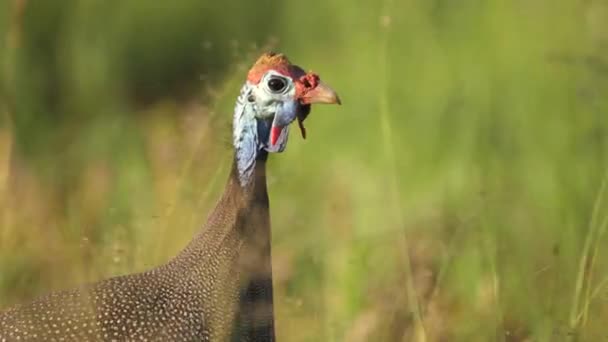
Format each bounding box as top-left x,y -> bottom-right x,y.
228,150 -> 276,341
173,150 -> 271,268
167,92 -> 276,339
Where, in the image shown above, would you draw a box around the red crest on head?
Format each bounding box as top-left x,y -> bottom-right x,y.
246,52 -> 322,100
247,52 -> 294,84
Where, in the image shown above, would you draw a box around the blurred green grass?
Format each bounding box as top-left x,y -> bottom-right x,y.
1,0 -> 608,341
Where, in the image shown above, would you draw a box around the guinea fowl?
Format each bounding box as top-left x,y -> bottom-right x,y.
0,52 -> 340,341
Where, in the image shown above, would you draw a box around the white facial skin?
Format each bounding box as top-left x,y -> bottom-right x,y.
252,70 -> 297,119
252,70 -> 301,153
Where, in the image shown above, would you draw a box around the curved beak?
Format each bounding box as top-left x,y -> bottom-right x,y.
301,81 -> 341,105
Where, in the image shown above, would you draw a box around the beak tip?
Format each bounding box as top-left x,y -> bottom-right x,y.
304,81 -> 341,105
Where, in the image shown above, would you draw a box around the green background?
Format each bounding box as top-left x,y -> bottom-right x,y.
1,1 -> 608,341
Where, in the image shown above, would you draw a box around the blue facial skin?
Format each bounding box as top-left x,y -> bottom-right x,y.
257,119 -> 271,146
273,99 -> 299,127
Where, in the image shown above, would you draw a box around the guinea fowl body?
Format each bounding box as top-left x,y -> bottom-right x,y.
0,52 -> 340,342
0,158 -> 274,341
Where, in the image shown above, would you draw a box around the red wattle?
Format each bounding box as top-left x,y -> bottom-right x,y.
270,126 -> 282,145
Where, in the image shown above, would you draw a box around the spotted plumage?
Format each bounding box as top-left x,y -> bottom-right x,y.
0,52 -> 340,342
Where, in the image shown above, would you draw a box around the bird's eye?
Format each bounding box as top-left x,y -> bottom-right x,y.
267,77 -> 287,93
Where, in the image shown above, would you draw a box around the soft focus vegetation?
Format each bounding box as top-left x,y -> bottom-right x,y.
2,0 -> 608,341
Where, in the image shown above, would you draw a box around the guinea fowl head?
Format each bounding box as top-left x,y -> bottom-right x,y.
233,52 -> 340,185
245,52 -> 340,151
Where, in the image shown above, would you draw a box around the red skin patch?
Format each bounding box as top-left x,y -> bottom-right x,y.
270,126 -> 282,146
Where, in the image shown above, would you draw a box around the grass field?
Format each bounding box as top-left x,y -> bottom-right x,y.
1,1 -> 608,341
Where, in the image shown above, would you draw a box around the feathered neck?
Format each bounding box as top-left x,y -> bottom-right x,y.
229,150 -> 268,201
233,82 -> 264,187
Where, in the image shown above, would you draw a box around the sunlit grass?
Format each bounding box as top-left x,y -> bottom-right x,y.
570,173 -> 608,338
